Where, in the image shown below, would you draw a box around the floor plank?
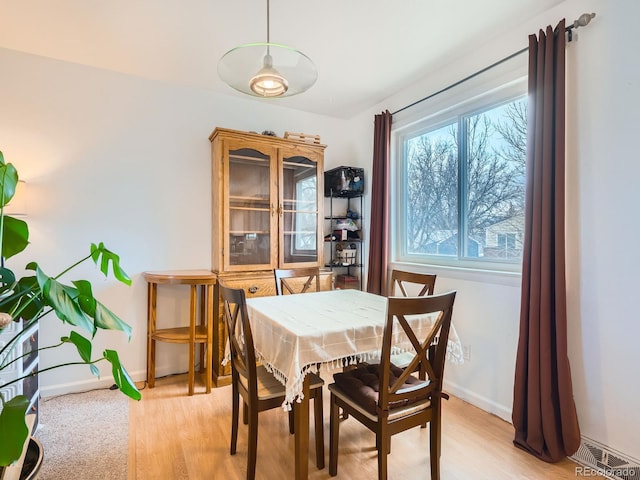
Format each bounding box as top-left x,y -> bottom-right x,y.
129,372 -> 598,479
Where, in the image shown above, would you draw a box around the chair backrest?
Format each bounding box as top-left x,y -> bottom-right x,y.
274,267 -> 321,295
377,291 -> 456,414
389,269 -> 437,297
219,282 -> 258,393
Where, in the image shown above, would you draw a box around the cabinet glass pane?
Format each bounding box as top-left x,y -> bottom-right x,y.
228,148 -> 271,266
282,155 -> 318,264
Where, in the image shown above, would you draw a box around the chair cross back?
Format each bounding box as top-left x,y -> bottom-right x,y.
274,267 -> 321,295
385,310 -> 444,396
389,269 -> 436,297
378,293 -> 455,414
220,284 -> 256,387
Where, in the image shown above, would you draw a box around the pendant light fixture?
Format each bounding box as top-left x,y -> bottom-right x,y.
218,0 -> 317,98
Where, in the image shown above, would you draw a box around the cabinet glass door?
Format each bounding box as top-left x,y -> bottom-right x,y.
280,153 -> 320,266
226,147 -> 276,270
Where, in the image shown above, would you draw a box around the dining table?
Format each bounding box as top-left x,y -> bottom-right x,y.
245,288 -> 463,480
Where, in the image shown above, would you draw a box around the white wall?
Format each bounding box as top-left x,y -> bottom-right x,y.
2,0 -> 638,464
348,0 -> 640,462
0,46 -> 353,395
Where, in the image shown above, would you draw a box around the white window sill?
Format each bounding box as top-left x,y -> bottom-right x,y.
389,261 -> 522,288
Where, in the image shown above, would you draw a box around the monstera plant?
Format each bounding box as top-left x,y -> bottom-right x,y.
0,150 -> 141,468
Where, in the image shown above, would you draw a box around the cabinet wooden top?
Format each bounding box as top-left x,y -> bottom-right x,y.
209,127 -> 326,150
143,270 -> 217,285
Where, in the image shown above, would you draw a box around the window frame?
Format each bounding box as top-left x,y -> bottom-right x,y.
391,75 -> 528,274
292,170 -> 318,254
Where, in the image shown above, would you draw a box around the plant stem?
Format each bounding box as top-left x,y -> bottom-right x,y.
3,251 -> 94,322
0,315 -> 44,363
54,253 -> 93,280
0,341 -> 65,371
0,358 -> 106,390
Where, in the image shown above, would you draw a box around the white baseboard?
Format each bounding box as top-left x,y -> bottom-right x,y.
443,379 -> 513,423
39,369 -> 148,398
441,383 -> 640,480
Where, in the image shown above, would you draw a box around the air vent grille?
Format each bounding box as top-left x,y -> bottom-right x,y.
571,437 -> 640,480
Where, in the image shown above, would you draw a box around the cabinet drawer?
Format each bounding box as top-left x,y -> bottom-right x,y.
219,276 -> 276,298
218,271 -> 333,298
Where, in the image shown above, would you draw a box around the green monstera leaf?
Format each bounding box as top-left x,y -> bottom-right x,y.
0,395 -> 29,466
0,152 -> 141,467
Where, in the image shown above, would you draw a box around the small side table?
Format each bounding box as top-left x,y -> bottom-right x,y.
143,270 -> 216,395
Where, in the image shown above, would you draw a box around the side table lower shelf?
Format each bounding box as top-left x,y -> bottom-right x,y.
144,270 -> 216,396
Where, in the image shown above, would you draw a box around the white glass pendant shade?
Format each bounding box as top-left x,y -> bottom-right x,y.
218,42 -> 317,98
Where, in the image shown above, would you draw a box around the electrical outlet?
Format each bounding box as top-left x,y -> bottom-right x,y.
462,344 -> 471,361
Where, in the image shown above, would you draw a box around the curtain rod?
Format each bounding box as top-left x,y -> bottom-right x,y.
392,12 -> 596,116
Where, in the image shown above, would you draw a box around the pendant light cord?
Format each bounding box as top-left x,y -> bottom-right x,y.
266,0 -> 271,43
266,0 -> 271,56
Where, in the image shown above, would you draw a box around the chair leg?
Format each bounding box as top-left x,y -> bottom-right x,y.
377,430 -> 389,480
314,389 -> 325,469
420,367 -> 427,429
430,401 -> 442,480
341,363 -> 353,420
329,394 -> 340,476
243,401 -> 249,425
230,387 -> 239,455
288,408 -> 295,434
247,405 -> 259,480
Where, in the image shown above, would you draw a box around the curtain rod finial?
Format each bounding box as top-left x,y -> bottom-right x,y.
573,12 -> 596,29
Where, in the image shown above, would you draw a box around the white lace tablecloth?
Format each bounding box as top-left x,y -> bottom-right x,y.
246,289 -> 463,407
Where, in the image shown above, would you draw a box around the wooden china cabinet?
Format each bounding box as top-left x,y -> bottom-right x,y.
209,127 -> 332,386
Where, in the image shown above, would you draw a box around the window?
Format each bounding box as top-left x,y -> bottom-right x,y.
394,91 -> 527,271
293,174 -> 317,252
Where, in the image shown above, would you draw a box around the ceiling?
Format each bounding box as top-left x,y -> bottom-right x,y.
0,0 -> 564,119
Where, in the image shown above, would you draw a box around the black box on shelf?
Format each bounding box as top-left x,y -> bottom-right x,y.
324,166 -> 364,197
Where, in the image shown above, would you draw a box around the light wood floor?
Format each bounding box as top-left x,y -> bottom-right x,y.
128,372 -> 596,479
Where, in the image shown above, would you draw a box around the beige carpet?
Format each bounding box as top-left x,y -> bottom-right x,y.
35,388 -> 129,480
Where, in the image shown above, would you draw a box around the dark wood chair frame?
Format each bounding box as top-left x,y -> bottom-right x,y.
274,267 -> 321,295
220,283 -> 325,479
388,269 -> 439,406
389,269 -> 437,297
328,291 -> 456,480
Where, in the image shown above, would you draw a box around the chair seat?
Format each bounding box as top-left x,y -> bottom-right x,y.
240,365 -> 324,401
330,363 -> 430,420
329,382 -> 431,423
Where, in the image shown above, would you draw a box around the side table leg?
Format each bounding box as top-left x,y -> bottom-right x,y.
205,284 -> 213,393
147,282 -> 157,388
198,285 -> 205,376
188,284 -> 197,396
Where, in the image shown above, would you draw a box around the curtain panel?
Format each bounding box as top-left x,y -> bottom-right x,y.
512,19 -> 581,462
366,110 -> 392,295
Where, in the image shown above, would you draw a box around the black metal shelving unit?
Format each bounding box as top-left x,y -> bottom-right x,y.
325,190 -> 364,290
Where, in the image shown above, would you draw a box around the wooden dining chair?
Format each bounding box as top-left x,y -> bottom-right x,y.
388,269 -> 438,376
328,291 -> 457,480
388,269 -> 437,297
219,283 -> 326,479
274,267 -> 321,295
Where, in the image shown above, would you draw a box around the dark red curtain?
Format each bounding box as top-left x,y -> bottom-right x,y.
512,19 -> 581,462
366,110 -> 392,295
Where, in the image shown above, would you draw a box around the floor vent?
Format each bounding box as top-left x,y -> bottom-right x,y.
571,437 -> 640,480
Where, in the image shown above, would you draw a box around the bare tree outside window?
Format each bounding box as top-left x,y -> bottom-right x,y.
404,97 -> 527,263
